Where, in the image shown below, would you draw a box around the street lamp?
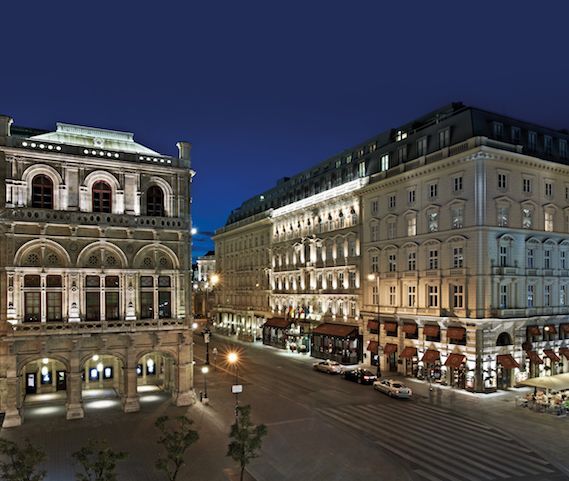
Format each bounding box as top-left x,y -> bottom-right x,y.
367,273 -> 382,378
201,365 -> 209,404
227,351 -> 241,417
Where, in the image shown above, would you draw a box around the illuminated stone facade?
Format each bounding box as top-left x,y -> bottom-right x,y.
0,116 -> 195,426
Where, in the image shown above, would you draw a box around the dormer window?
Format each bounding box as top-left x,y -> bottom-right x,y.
396,130 -> 407,141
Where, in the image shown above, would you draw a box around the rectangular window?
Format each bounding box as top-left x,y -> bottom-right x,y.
358,162 -> 366,177
407,286 -> 416,307
140,291 -> 154,319
407,216 -> 416,236
348,238 -> 356,257
561,285 -> 567,306
451,206 -> 464,229
24,292 -> 41,322
453,176 -> 463,192
493,122 -> 504,139
387,221 -> 396,239
46,292 -> 62,322
428,211 -> 439,232
407,252 -> 416,271
500,284 -> 508,309
408,189 -> 416,204
438,128 -> 450,148
561,251 -> 567,270
338,272 -> 345,288
527,285 -> 534,308
527,248 -> 534,268
429,183 -> 438,199
497,206 -> 509,227
429,249 -> 439,269
380,154 -> 389,172
511,126 -> 521,144
499,245 -> 508,267
545,211 -> 554,232
523,178 -> 532,194
388,254 -> 397,272
528,131 -> 537,151
348,271 -> 356,288
158,291 -> 171,318
544,249 -> 551,269
544,285 -> 551,307
371,199 -> 379,216
86,291 -> 100,322
453,247 -> 464,268
371,254 -> 379,273
105,292 -> 120,321
389,286 -> 396,306
544,135 -> 553,154
545,182 -> 553,197
498,173 -> 508,190
388,195 -> 396,209
452,285 -> 464,308
397,145 -> 407,162
396,130 -> 408,141
560,139 -> 568,159
371,285 -> 379,305
428,285 -> 439,307
370,223 -> 378,242
417,137 -> 427,156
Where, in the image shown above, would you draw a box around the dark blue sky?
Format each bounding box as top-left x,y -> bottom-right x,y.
3,1 -> 569,257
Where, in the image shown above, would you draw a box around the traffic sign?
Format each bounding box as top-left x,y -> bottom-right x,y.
232,384 -> 243,394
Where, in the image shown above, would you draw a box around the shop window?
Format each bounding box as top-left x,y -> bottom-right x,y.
31,175 -> 54,209
103,367 -> 114,379
146,185 -> 165,217
92,181 -> 112,213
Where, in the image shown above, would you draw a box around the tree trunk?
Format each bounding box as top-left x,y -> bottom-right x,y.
240,465 -> 245,481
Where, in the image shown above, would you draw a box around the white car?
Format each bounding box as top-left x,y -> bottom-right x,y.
373,379 -> 413,398
313,360 -> 343,374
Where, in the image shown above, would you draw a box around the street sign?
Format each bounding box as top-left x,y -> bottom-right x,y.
204,333 -> 210,343
232,384 -> 243,393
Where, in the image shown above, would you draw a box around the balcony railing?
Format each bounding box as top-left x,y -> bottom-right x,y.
10,318 -> 187,336
5,208 -> 188,230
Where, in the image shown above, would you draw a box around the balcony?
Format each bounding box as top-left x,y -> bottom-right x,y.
10,318 -> 187,337
5,208 -> 188,230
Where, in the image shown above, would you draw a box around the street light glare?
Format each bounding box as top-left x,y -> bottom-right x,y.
367,273 -> 376,281
211,273 -> 220,285
191,227 -> 198,235
192,322 -> 198,329
227,352 -> 238,364
201,365 -> 209,374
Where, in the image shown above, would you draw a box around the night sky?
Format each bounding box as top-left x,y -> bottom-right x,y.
2,1 -> 569,257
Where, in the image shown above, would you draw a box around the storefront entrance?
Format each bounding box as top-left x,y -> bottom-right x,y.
311,323 -> 362,365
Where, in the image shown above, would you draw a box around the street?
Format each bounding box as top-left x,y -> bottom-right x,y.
1,333 -> 568,481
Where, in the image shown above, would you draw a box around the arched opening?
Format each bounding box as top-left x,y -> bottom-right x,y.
31,174 -> 53,209
92,181 -> 112,213
146,185 -> 165,217
81,353 -> 124,412
496,332 -> 512,346
136,352 -> 176,402
21,357 -> 68,419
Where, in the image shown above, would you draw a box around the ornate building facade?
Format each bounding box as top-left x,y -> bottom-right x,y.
0,116 -> 195,426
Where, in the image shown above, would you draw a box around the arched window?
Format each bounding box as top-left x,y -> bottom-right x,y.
147,186 -> 164,217
496,332 -> 512,346
31,175 -> 53,209
92,181 -> 112,213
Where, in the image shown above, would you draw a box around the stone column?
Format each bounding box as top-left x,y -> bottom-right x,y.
66,371 -> 84,420
122,364 -> 140,413
2,371 -> 22,428
171,332 -> 195,406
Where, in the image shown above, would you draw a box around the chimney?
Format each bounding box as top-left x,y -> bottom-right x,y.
0,115 -> 13,137
176,141 -> 192,168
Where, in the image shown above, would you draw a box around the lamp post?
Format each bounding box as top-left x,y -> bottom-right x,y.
227,351 -> 241,418
368,273 -> 382,378
201,365 -> 209,404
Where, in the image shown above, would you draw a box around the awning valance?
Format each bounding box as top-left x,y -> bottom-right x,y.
447,327 -> 466,340
399,346 -> 417,359
527,326 -> 541,336
422,349 -> 440,364
423,324 -> 440,337
384,343 -> 398,354
562,324 -> 569,334
367,320 -> 379,331
402,323 -> 417,334
312,323 -> 358,338
367,340 -> 379,352
444,353 -> 465,368
526,350 -> 544,364
263,317 -> 292,329
545,325 -> 557,334
560,348 -> 569,360
383,321 -> 397,332
543,349 -> 560,363
497,354 -> 520,369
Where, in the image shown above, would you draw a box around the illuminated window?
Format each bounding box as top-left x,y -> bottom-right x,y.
545,211 -> 554,232
427,211 -> 439,232
522,207 -> 533,229
453,247 -> 464,268
380,154 -> 389,172
407,216 -> 416,236
451,206 -> 464,229
527,285 -> 534,308
396,130 -> 407,141
497,207 -> 509,227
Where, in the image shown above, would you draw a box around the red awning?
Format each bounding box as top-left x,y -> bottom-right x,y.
312,323 -> 358,337
367,320 -> 379,331
560,348 -> 569,360
263,317 -> 292,329
444,353 -> 465,368
544,325 -> 557,334
399,346 -> 417,359
526,351 -> 544,364
383,321 -> 397,332
447,327 -> 466,340
384,343 -> 398,354
527,326 -> 541,336
543,349 -> 560,363
561,324 -> 569,334
423,324 -> 440,337
402,323 -> 417,334
422,349 -> 440,364
497,354 -> 520,369
367,340 -> 379,352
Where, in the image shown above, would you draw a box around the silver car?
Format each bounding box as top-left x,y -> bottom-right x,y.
373,379 -> 413,398
313,360 -> 343,374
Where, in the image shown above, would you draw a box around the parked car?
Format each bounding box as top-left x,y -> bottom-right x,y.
373,379 -> 413,398
342,368 -> 377,385
313,360 -> 343,374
